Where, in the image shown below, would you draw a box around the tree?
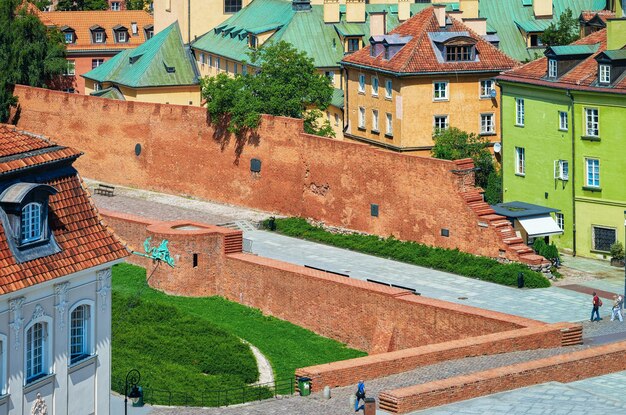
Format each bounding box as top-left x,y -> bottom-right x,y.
126,0 -> 148,10
0,0 -> 67,122
540,8 -> 580,46
201,41 -> 334,137
431,127 -> 502,204
56,0 -> 108,11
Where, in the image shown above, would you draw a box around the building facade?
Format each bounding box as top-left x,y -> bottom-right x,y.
0,125 -> 127,414
498,19 -> 626,258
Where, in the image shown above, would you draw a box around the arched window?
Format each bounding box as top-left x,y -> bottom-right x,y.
21,202 -> 42,243
26,322 -> 49,383
70,304 -> 92,364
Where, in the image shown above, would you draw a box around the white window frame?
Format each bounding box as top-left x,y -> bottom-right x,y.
358,106 -> 365,129
480,113 -> 495,134
24,316 -> 53,385
117,31 -> 127,43
585,158 -> 600,188
372,109 -> 379,131
94,31 -> 104,43
559,111 -> 568,131
21,202 -> 42,244
385,79 -> 392,99
358,74 -> 365,93
371,76 -> 379,97
584,107 -> 599,137
479,79 -> 494,98
515,147 -> 525,176
64,32 -> 73,44
433,115 -> 449,132
554,159 -> 569,180
515,98 -> 525,126
599,64 -> 611,84
433,81 -> 448,101
325,71 -> 335,85
111,1 -> 120,10
69,301 -> 95,365
0,334 -> 6,396
555,213 -> 564,231
385,113 -> 392,136
65,60 -> 75,76
548,59 -> 557,78
216,56 -> 221,70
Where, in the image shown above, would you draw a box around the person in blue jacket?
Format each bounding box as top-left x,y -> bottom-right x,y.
355,380 -> 366,412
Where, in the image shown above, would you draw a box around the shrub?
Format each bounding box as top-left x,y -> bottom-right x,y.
610,241 -> 625,260
532,239 -> 547,255
264,218 -> 550,288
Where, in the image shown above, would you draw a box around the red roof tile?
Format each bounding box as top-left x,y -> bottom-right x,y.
580,10 -> 615,23
342,7 -> 518,74
0,124 -> 128,295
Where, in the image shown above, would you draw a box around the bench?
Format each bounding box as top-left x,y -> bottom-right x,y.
94,184 -> 115,197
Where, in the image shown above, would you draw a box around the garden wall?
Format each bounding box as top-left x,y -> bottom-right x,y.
13,85 -> 529,262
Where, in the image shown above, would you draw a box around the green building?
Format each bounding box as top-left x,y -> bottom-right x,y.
498,18 -> 626,259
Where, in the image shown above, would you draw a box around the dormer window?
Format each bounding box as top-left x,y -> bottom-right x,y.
21,203 -> 42,244
144,24 -> 154,40
347,38 -> 360,53
64,32 -> 75,44
249,35 -> 257,49
548,59 -> 557,78
113,25 -> 129,43
118,31 -> 127,42
599,64 -> 610,84
446,45 -> 474,62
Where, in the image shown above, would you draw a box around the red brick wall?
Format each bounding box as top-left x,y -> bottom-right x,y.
379,340 -> 626,413
13,86 -> 516,259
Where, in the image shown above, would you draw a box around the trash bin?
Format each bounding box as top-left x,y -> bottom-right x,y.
298,377 -> 311,396
364,397 -> 376,415
132,387 -> 144,407
517,272 -> 525,288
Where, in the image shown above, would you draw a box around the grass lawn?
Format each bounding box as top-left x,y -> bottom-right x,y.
112,263 -> 365,405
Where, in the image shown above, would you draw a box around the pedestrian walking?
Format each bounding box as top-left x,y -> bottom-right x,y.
611,295 -> 624,322
591,291 -> 602,322
355,380 -> 366,412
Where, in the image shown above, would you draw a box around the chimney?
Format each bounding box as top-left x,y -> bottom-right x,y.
607,18 -> 626,50
324,0 -> 340,23
462,17 -> 487,36
370,12 -> 386,36
433,4 -> 447,28
346,0 -> 365,23
459,0 -> 479,19
533,0 -> 553,18
398,0 -> 411,22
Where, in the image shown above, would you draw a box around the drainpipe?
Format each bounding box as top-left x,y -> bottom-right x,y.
566,89 -> 576,256
188,0 -> 191,44
343,67 -> 349,134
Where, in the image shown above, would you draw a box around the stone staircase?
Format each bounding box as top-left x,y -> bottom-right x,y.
218,220 -> 258,232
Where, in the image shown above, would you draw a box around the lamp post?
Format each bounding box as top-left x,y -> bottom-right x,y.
623,210 -> 626,309
124,369 -> 141,415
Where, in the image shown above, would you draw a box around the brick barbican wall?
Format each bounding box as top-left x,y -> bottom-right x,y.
14,85 -> 516,260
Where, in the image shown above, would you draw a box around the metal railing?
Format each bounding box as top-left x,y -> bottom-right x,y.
113,377 -> 295,407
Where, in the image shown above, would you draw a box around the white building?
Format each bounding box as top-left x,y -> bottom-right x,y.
0,124 -> 127,415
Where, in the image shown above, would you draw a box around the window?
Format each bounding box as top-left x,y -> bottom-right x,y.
117,31 -> 127,42
64,32 -> 74,43
372,109 -> 379,131
480,79 -> 494,98
385,79 -> 392,99
242,64 -> 247,74
70,304 -> 92,364
200,53 -> 205,65
94,31 -> 104,43
599,64 -> 611,84
249,35 -> 257,49
65,60 -> 75,76
480,113 -> 495,134
224,0 -> 242,13
91,59 -> 104,69
559,111 -> 568,131
585,158 -> 600,188
434,115 -> 449,132
529,34 -> 543,47
515,147 -> 525,175
208,55 -> 213,67
554,160 -> 569,180
358,74 -> 365,93
371,76 -> 379,96
26,322 -> 48,383
385,113 -> 392,135
433,81 -> 448,100
592,226 -> 616,252
347,38 -> 360,53
555,213 -> 564,231
445,45 -> 473,61
334,113 -> 339,127
111,1 -> 120,10
146,29 -> 154,39
233,63 -> 238,74
515,98 -> 524,126
325,71 -> 335,84
0,335 -> 5,396
358,107 -> 365,129
215,56 -> 221,69
585,108 -> 599,137
548,59 -> 557,78
21,203 -> 42,244
94,83 -> 102,91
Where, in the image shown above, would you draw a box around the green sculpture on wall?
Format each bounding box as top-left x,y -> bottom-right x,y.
132,237 -> 175,268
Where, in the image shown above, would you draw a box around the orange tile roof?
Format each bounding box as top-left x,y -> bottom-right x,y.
497,29 -> 626,94
580,10 -> 615,23
342,7 -> 519,74
37,10 -> 153,52
0,125 -> 128,295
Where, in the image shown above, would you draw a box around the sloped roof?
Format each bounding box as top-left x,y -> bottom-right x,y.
0,125 -> 128,295
342,7 -> 518,75
478,0 -> 607,61
83,22 -> 199,88
37,10 -> 153,52
91,86 -> 126,100
190,0 -> 454,68
580,9 -> 616,23
497,29 -> 626,94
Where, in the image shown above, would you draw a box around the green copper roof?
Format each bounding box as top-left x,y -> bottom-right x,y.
90,86 -> 126,100
479,0 -> 607,61
83,22 -> 199,88
331,87 -> 344,109
521,0 -> 533,6
603,49 -> 626,60
549,44 -> 600,55
514,19 -> 553,33
191,0 -> 451,68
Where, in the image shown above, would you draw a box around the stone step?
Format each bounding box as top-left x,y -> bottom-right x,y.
503,237 -> 524,245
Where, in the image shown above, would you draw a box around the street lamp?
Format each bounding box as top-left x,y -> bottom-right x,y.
124,369 -> 141,415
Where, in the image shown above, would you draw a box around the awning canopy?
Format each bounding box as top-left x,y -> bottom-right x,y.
518,215 -> 563,238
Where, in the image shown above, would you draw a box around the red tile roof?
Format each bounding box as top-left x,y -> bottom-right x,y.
0,125 -> 128,295
36,10 -> 153,52
580,10 -> 615,23
497,29 -> 626,94
342,7 -> 519,74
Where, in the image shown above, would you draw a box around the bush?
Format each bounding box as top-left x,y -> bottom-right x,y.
610,241 -> 625,260
532,239 -> 547,255
264,218 -> 550,288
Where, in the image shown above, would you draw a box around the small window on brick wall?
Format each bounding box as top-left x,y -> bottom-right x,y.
193,253 -> 198,268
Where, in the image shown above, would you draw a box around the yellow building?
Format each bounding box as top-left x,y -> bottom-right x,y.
83,22 -> 201,105
341,6 -> 519,154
